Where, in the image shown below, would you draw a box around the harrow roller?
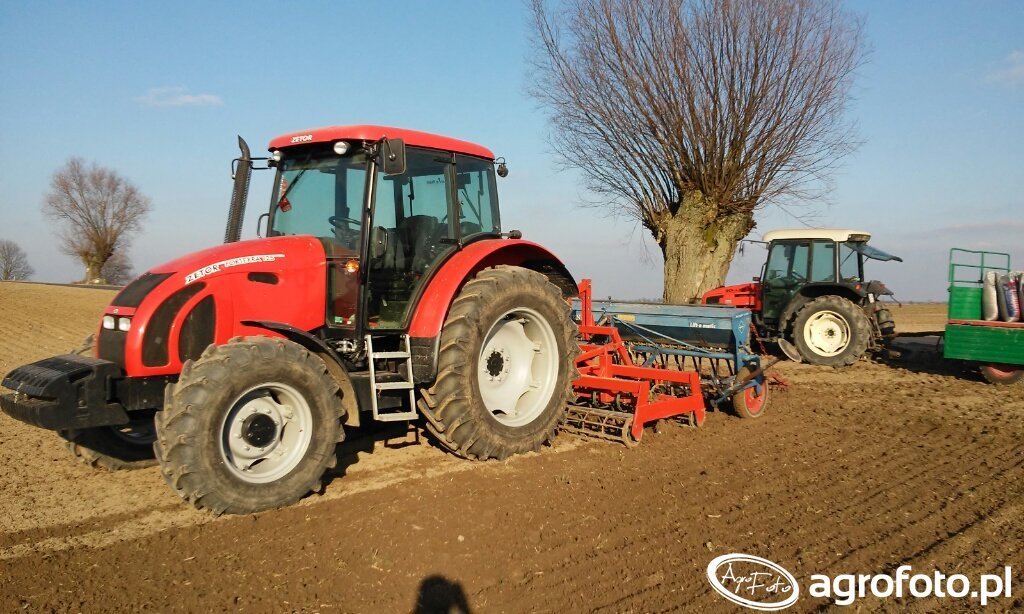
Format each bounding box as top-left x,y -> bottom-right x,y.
566,279 -> 774,446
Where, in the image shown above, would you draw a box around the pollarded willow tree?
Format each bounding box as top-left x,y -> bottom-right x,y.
529,0 -> 865,302
43,158 -> 151,284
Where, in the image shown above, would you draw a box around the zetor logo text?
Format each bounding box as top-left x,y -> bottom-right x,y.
290,134 -> 314,143
184,254 -> 285,284
707,553 -> 1013,610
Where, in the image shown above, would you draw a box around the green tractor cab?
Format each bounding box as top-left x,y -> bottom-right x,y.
703,229 -> 902,367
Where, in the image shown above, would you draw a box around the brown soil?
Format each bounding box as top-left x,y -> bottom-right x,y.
0,283 -> 1020,612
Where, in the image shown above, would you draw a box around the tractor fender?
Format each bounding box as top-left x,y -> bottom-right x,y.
241,320 -> 359,426
406,239 -> 576,384
780,284 -> 865,335
407,239 -> 577,339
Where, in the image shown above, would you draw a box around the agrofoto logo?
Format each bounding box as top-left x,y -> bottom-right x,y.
706,553 -> 799,611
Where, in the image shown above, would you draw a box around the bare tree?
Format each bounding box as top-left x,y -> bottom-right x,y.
42,158 -> 152,284
530,0 -> 864,302
100,251 -> 135,286
0,239 -> 34,280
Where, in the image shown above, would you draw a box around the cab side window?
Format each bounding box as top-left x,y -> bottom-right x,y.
810,240 -> 836,282
454,155 -> 500,239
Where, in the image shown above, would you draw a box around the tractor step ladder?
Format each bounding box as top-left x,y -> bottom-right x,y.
365,334 -> 418,422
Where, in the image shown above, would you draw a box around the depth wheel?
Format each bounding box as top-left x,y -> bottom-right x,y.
154,337 -> 344,514
418,266 -> 577,460
730,367 -> 770,419
979,364 -> 1024,385
792,296 -> 871,367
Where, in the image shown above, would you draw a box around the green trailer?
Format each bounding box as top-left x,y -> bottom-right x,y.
944,248 -> 1024,384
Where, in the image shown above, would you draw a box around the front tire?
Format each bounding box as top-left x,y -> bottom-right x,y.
59,414 -> 158,470
59,334 -> 157,470
154,337 -> 344,514
418,266 -> 577,460
792,296 -> 871,367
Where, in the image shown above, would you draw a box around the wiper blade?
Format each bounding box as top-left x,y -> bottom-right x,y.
279,168 -> 309,204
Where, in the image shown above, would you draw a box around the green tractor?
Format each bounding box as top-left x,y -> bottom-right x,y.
702,229 -> 902,367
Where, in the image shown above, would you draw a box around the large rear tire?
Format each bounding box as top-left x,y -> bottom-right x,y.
792,296 -> 871,368
154,337 -> 344,514
418,266 -> 577,460
979,364 -> 1024,385
59,334 -> 158,470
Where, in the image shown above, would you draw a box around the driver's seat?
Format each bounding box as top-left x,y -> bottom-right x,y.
398,215 -> 439,274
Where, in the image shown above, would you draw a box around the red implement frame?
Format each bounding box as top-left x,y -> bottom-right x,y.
573,280 -> 705,441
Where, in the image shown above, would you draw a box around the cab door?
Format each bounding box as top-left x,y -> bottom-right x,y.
761,240 -> 810,325
364,147 -> 456,329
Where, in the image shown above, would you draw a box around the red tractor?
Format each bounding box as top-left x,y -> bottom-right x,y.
1,125 -> 579,514
702,229 -> 902,367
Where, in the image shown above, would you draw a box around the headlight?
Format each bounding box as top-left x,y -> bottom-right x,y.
117,317 -> 132,332
102,315 -> 116,330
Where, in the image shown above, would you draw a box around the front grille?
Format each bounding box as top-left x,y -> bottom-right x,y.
143,283 -> 206,367
178,295 -> 216,362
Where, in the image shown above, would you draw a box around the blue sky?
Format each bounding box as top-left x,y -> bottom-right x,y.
0,1 -> 1021,301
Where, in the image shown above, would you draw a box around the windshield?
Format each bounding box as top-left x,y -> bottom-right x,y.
270,151 -> 369,248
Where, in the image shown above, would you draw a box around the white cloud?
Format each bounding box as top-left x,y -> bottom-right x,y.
134,86 -> 223,107
984,50 -> 1024,87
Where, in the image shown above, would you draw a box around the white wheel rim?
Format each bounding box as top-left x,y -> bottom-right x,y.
803,310 -> 851,357
477,307 -> 559,427
219,382 -> 313,484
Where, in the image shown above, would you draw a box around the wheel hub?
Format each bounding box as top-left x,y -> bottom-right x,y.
241,413 -> 277,448
220,384 -> 313,484
484,348 -> 509,381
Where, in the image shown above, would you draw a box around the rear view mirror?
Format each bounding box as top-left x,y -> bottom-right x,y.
380,138 -> 406,176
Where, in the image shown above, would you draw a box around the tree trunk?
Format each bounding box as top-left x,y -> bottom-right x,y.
82,258 -> 107,284
656,200 -> 753,304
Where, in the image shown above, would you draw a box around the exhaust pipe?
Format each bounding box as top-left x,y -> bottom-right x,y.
224,136 -> 252,243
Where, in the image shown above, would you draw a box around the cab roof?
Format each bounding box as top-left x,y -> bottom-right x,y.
763,228 -> 871,243
267,124 -> 495,160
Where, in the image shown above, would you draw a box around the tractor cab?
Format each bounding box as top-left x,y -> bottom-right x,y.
758,229 -> 902,327
703,228 -> 902,366
261,126 -> 503,339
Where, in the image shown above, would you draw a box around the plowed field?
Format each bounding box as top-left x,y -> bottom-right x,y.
0,282 -> 1020,612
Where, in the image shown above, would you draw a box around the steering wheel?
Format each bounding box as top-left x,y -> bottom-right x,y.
329,215 -> 360,229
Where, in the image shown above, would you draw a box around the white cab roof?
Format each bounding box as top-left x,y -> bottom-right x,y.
762,228 -> 871,243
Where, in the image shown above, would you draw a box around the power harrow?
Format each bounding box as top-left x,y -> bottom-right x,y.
565,280 -> 777,445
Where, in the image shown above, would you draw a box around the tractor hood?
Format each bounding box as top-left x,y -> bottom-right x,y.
149,236 -> 326,285
103,235 -> 330,378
